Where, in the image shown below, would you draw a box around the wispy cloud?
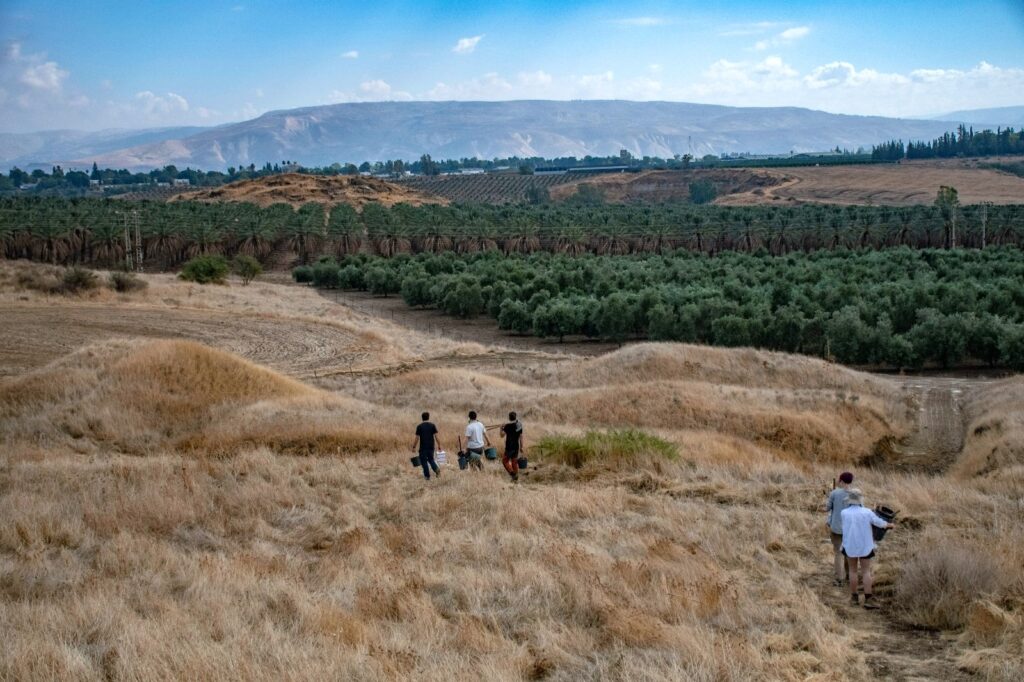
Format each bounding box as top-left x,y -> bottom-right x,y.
613,17 -> 669,27
753,25 -> 811,50
452,35 -> 483,54
341,50 -> 359,59
718,21 -> 783,37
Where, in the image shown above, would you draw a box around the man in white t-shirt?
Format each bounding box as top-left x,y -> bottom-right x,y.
464,410 -> 490,471
841,488 -> 894,610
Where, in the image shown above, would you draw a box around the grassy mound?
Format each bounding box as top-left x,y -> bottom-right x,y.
0,339 -> 400,456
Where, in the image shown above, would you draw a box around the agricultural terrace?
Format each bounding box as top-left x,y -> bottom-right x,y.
298,248 -> 1024,370
2,197 -> 1024,269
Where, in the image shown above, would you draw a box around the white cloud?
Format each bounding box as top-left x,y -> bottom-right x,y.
341,50 -> 359,59
134,90 -> 190,116
718,21 -> 783,37
517,70 -> 553,87
779,26 -> 810,41
426,72 -> 512,100
20,61 -> 67,91
753,25 -> 811,50
613,17 -> 668,27
452,35 -> 483,54
686,58 -> 1024,118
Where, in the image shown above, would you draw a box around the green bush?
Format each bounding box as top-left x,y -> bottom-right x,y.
179,255 -> 229,284
311,262 -> 341,288
535,429 -> 678,469
108,271 -> 148,293
292,265 -> 314,283
232,255 -> 263,285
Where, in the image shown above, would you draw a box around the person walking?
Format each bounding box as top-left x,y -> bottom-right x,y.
500,411 -> 525,483
825,471 -> 854,586
464,411 -> 489,471
841,488 -> 894,609
412,412 -> 442,480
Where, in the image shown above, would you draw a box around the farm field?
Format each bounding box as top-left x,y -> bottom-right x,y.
300,248 -> 1024,371
548,159 -> 1024,206
720,160 -> 1024,206
1,260 -> 1022,680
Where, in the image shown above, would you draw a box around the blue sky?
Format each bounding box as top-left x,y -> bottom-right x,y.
1,0 -> 1023,132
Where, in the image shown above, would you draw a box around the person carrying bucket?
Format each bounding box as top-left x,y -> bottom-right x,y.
501,411 -> 526,483
825,471 -> 854,586
464,411 -> 489,470
840,488 -> 894,610
412,412 -> 443,481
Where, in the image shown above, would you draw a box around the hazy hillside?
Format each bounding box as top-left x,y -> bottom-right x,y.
936,105 -> 1024,127
47,100 -> 966,171
0,126 -> 211,171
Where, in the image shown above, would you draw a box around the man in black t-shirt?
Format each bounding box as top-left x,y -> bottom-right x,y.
412,412 -> 442,480
501,411 -> 525,483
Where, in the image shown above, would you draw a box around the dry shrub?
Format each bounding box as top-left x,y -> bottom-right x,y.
895,540 -> 1005,629
109,270 -> 148,293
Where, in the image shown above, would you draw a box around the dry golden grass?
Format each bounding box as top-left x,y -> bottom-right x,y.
953,376 -> 1024,487
0,339 -> 403,458
1,263 -> 1022,681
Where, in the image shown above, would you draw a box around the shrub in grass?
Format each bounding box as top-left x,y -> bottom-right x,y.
535,429 -> 678,469
179,255 -> 229,284
61,267 -> 99,293
895,542 -> 1004,629
232,254 -> 263,285
109,271 -> 148,293
292,265 -> 314,284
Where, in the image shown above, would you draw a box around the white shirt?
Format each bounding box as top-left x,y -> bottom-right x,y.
465,420 -> 485,449
840,504 -> 888,558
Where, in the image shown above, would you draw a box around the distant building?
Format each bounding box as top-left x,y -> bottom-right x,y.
172,178 -> 191,186
89,179 -> 100,186
156,182 -> 171,187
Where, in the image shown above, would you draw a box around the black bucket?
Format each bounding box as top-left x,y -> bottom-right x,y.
872,505 -> 897,541
458,452 -> 469,470
410,455 -> 421,468
517,456 -> 528,470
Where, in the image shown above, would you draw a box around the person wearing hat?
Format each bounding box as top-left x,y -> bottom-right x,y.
825,471 -> 854,586
840,488 -> 895,609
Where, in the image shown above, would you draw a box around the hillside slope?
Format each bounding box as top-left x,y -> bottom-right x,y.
65,100 -> 964,170
176,173 -> 448,208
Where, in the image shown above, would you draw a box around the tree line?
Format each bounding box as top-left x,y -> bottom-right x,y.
3,196 -> 1024,268
297,248 -> 1024,370
872,126 -> 1024,161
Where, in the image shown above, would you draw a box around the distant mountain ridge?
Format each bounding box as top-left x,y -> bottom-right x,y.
0,126 -> 212,171
933,105 -> 1024,128
0,100 -> 1001,171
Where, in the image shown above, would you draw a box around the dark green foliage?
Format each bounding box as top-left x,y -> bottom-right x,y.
688,179 -> 717,204
179,255 -> 229,284
311,261 -> 341,288
292,265 -> 314,283
232,254 -> 263,285
308,246 -> 1024,368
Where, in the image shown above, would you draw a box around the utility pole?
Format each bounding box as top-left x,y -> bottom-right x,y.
132,209 -> 143,271
119,211 -> 134,271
